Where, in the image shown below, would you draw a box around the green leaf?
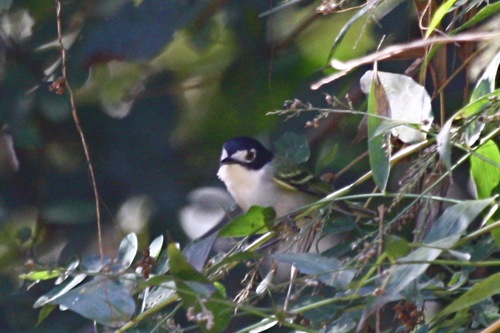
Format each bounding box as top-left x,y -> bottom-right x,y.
218,206 -> 275,237
434,272 -> 500,319
423,198 -> 494,243
296,295 -> 337,325
470,140 -> 500,199
271,253 -> 355,289
316,143 -> 339,171
168,244 -> 231,333
274,132 -> 310,164
384,198 -> 494,297
458,89 -> 500,118
366,67 -> 390,191
384,235 -> 411,260
19,269 -> 63,281
135,275 -> 173,293
49,277 -> 136,327
385,236 -> 458,298
168,243 -> 208,283
326,0 -> 405,62
425,0 -> 457,38
37,304 -> 57,326
452,2 -> 500,34
470,53 -> 500,102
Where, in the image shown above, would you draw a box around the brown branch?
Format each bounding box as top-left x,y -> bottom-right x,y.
311,30 -> 500,90
54,0 -> 103,259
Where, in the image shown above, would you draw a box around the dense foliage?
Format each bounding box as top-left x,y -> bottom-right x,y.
0,0 -> 499,332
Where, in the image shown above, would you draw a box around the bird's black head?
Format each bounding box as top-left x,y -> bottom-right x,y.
220,137 -> 274,170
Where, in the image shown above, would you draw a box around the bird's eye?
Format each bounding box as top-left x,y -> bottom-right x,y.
246,149 -> 256,162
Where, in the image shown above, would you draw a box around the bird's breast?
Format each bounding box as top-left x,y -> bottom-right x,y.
217,164 -> 312,216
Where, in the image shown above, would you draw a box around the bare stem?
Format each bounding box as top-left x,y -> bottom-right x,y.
55,0 -> 103,259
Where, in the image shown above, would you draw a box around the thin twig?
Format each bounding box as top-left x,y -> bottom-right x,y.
55,0 -> 103,259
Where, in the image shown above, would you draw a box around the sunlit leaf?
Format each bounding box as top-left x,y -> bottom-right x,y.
247,318 -> 278,333
274,132 -> 310,164
149,234 -> 164,259
256,270 -> 274,295
425,0 -> 457,37
55,259 -> 80,285
447,271 -> 468,291
470,140 -> 500,199
437,117 -> 453,171
435,272 -> 500,319
218,206 -> 275,237
19,269 -> 62,281
49,277 -> 136,327
116,233 -> 138,270
360,71 -> 433,143
33,274 -> 87,308
142,280 -> 177,311
447,249 -> 471,261
213,282 -> 226,298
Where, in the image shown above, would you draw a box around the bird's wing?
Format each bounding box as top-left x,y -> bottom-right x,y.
272,159 -> 332,197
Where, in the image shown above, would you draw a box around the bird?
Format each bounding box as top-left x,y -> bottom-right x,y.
217,136 -> 328,219
217,136 -> 337,308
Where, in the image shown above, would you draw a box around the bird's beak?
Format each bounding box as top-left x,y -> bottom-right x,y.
220,157 -> 235,165
219,149 -> 236,165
